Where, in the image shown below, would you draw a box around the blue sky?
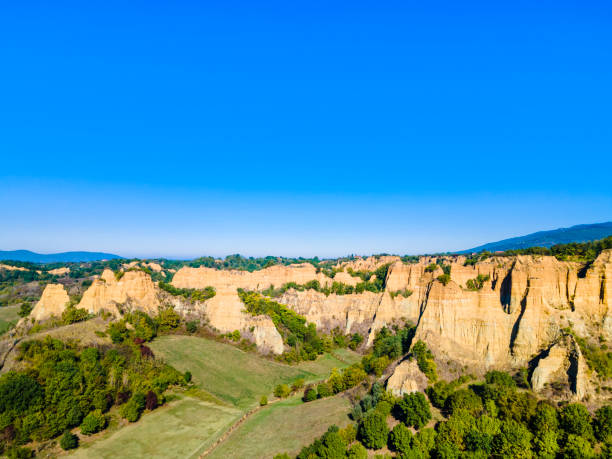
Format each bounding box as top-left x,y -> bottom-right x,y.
1,1 -> 611,258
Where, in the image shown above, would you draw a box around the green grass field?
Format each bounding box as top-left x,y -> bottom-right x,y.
65,395 -> 241,459
150,335 -> 360,409
64,335 -> 359,458
209,394 -> 352,459
0,305 -> 20,335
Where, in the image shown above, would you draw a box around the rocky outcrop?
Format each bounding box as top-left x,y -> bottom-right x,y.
386,359 -> 428,396
78,269 -> 160,317
30,284 -> 70,321
48,267 -> 70,276
0,264 -> 28,272
200,287 -> 284,355
531,335 -> 590,400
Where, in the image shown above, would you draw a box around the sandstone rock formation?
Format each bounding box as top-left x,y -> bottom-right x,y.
30,284 -> 70,321
78,269 -> 160,317
386,359 -> 428,396
531,335 -> 590,400
49,267 -> 70,276
172,263 -> 334,291
0,264 -> 28,272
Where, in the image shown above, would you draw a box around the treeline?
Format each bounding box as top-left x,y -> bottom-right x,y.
283,367 -> 612,459
0,335 -> 186,457
158,281 -> 216,302
465,235 -> 612,265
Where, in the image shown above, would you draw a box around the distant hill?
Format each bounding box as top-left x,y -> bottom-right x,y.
460,222 -> 612,253
0,250 -> 122,263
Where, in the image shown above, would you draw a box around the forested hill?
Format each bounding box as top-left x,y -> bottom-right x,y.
461,222 -> 612,253
0,250 -> 122,263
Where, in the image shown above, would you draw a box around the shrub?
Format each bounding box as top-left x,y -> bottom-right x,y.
358,411 -> 389,449
412,340 -> 437,382
303,386 -> 317,402
274,384 -> 291,398
155,306 -> 181,331
18,302 -> 33,318
260,395 -> 268,406
291,378 -> 305,392
485,370 -> 516,388
184,371 -> 192,383
389,423 -> 413,454
185,320 -> 198,333
120,393 -> 146,422
443,388 -> 483,417
145,391 -> 158,410
5,446 -> 33,459
62,305 -> 90,325
317,382 -> 332,398
80,410 -> 106,435
59,431 -> 79,450
437,274 -> 451,286
347,443 -> 367,459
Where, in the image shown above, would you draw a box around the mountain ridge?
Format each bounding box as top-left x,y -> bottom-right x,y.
460,221 -> 612,253
0,249 -> 122,263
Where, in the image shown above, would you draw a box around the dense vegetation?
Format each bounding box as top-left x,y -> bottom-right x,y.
465,235 -> 612,265
286,367 -> 612,459
158,281 -> 216,302
0,336 -> 185,456
238,290 -> 326,362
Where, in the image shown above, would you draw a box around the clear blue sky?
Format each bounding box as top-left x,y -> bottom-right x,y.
1,1 -> 611,258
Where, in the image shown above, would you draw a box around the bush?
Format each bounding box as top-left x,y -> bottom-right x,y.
395,392 -> 432,429
80,410 -> 106,435
184,371 -> 192,383
5,447 -> 33,459
59,431 -> 79,450
412,340 -> 437,382
358,411 -> 389,449
291,378 -> 305,392
155,306 -> 181,331
563,434 -> 594,459
444,388 -> 483,417
260,395 -> 268,406
347,442 -> 368,459
389,423 -> 413,454
120,393 -> 146,422
437,274 -> 451,285
317,382 -> 332,398
62,305 -> 90,325
186,320 -> 198,333
274,384 -> 291,398
303,386 -> 317,402
145,391 -> 158,410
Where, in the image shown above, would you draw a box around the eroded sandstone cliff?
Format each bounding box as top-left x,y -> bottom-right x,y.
30,284 -> 70,321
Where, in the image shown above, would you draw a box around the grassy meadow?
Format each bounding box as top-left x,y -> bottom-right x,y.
61,335 -> 359,458
0,305 -> 20,335
209,394 -> 352,459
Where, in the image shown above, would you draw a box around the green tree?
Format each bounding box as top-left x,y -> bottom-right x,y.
303,386 -> 317,402
185,320 -> 198,333
155,306 -> 181,331
59,431 -> 79,450
396,392 -> 432,429
563,434 -> 594,459
560,403 -> 593,438
274,384 -> 291,398
317,381 -> 332,398
347,442 -> 367,459
594,405 -> 612,442
80,410 -> 106,435
389,423 -> 413,454
358,411 -> 389,449
492,419 -> 533,459
444,388 -> 483,416
260,395 -> 268,406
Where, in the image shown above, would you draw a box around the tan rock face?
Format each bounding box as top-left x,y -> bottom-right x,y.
531,335 -> 590,400
78,269 -> 160,317
172,263 -> 333,291
0,264 -> 28,272
199,287 -> 284,355
48,267 -> 70,276
386,359 -> 428,397
30,284 -> 70,321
